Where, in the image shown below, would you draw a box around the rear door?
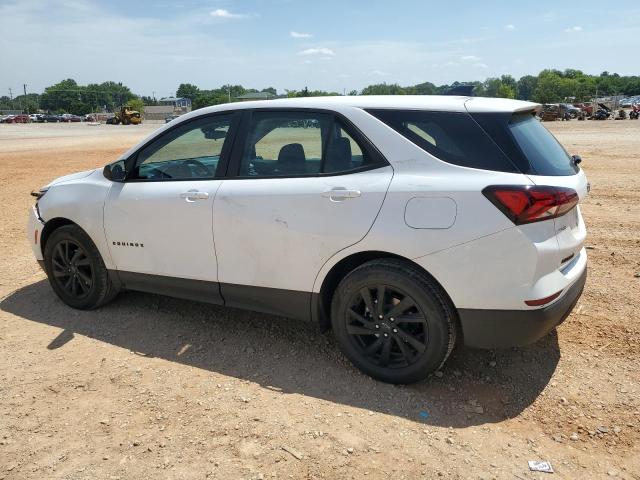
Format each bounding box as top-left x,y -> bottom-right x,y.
213,109 -> 393,318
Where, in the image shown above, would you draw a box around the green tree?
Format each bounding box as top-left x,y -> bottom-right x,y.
408,81 -> 437,95
532,70 -> 563,103
516,75 -> 538,100
176,83 -> 200,101
361,83 -> 406,95
127,98 -> 145,115
496,83 -> 516,98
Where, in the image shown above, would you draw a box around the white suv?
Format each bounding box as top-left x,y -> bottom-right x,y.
27,96 -> 588,384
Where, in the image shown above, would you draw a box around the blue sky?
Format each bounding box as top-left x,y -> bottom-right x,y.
2,0 -> 639,97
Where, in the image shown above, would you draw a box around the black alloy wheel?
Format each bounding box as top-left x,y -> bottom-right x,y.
50,239 -> 93,299
346,284 -> 428,369
44,224 -> 120,309
331,259 -> 456,384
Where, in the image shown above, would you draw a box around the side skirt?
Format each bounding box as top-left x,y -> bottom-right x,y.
116,271 -> 224,306
112,270 -> 313,321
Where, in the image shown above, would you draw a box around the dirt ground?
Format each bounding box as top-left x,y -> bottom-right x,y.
0,121 -> 638,480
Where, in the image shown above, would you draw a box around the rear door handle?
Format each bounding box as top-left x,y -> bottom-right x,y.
322,187 -> 362,202
180,190 -> 209,202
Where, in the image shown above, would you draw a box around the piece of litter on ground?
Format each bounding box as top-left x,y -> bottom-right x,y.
282,445 -> 304,460
528,460 -> 554,473
419,411 -> 429,419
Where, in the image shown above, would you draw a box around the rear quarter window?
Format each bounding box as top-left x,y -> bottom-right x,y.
471,112 -> 579,176
367,109 -> 519,173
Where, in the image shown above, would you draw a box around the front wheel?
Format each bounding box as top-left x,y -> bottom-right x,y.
44,225 -> 119,309
331,259 -> 457,384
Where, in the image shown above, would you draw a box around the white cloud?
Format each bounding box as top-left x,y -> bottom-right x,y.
297,47 -> 335,56
460,55 -> 481,62
504,24 -> 515,30
564,26 -> 583,33
290,31 -> 312,38
210,9 -> 248,19
370,70 -> 388,76
473,63 -> 488,69
301,59 -> 312,65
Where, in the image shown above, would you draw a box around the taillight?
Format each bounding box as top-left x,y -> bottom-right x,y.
482,185 -> 578,225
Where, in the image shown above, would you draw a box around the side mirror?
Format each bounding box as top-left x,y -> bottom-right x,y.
103,159 -> 127,182
201,126 -> 227,140
571,154 -> 582,166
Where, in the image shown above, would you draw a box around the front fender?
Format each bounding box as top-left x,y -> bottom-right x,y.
37,170 -> 115,269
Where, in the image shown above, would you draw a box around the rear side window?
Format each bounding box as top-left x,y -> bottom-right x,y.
367,109 -> 519,173
507,113 -> 578,176
470,112 -> 579,176
238,111 -> 380,177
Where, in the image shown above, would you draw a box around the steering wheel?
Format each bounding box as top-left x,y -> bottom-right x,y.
184,159 -> 212,177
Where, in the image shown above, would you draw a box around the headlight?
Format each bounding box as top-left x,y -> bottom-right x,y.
30,187 -> 49,200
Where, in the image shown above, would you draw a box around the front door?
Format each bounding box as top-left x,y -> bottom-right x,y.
104,113 -> 238,300
213,110 -> 394,318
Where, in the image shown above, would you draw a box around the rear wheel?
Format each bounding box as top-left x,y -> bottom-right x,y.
331,259 -> 456,384
44,225 -> 119,309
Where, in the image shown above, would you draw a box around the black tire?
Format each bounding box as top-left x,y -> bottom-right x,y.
331,259 -> 457,384
43,225 -> 119,309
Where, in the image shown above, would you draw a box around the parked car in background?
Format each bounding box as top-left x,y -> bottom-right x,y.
619,96 -> 640,108
573,103 -> 593,116
42,114 -> 61,122
165,114 -> 181,123
28,96 -> 588,384
60,114 -> 82,122
0,115 -> 14,123
5,114 -> 30,123
560,103 -> 581,118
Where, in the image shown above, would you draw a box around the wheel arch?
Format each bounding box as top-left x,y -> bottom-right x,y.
40,217 -> 78,256
314,250 -> 458,333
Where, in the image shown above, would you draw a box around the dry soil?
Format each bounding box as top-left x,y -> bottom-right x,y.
0,121 -> 638,479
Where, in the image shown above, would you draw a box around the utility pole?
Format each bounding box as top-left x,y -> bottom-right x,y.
8,87 -> 13,109
23,84 -> 29,116
227,85 -> 231,103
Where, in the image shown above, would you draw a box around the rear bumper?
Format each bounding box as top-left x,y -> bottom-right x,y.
458,266 -> 587,348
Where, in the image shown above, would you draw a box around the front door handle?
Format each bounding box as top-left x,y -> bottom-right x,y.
322,187 -> 361,202
180,190 -> 209,202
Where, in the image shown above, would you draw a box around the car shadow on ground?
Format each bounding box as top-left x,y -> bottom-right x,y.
1,280 -> 560,428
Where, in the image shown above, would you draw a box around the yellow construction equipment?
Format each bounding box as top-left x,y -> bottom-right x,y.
107,106 -> 142,125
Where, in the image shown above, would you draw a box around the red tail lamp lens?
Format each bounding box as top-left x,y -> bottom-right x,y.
483,185 -> 578,225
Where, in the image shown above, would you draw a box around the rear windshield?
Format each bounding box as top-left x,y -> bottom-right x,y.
367,109 -> 519,173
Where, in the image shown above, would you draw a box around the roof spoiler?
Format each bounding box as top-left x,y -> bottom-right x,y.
444,84 -> 475,96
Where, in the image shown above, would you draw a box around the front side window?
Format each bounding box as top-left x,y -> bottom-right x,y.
133,115 -> 233,180
238,111 -> 376,177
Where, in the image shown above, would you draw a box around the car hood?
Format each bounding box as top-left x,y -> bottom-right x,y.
46,168 -> 98,187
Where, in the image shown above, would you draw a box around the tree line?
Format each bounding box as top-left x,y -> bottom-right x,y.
2,69 -> 639,115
